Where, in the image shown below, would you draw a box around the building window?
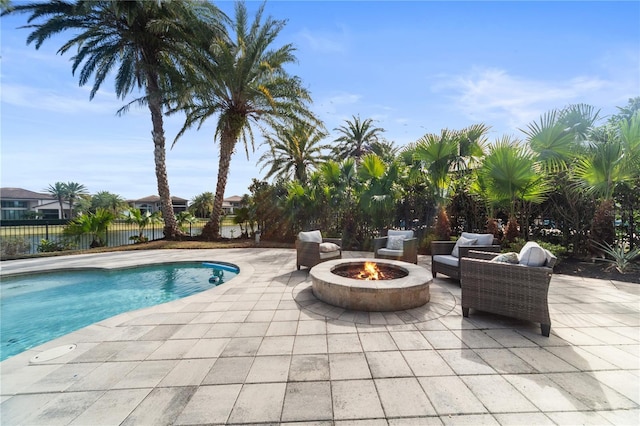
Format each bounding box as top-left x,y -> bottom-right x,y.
1,200 -> 28,208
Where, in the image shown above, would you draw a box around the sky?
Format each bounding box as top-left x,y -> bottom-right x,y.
1,1 -> 639,202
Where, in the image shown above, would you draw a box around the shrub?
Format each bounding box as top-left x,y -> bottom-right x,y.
38,239 -> 76,253
594,241 -> 640,273
1,237 -> 31,257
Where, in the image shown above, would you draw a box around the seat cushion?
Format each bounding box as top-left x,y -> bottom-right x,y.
433,254 -> 459,267
377,248 -> 403,257
319,242 -> 340,253
388,230 -> 414,239
298,230 -> 322,243
386,235 -> 405,250
518,241 -> 547,266
320,250 -> 341,260
461,232 -> 494,246
451,236 -> 477,258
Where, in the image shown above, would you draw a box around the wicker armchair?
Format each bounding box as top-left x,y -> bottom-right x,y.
373,230 -> 418,264
296,230 -> 342,270
460,250 -> 556,336
431,233 -> 500,281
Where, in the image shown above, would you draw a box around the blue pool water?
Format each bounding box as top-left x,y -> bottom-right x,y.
0,262 -> 238,361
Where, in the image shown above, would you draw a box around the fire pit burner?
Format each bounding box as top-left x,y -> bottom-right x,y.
310,258 -> 431,312
332,261 -> 408,280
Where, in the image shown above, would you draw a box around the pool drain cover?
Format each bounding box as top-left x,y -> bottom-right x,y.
30,344 -> 77,363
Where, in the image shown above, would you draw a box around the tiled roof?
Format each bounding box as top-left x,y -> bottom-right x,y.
131,195 -> 189,203
0,187 -> 54,200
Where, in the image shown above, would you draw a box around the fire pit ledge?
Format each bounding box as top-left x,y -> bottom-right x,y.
309,258 -> 431,312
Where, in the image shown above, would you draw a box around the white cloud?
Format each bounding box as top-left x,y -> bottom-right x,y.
433,55 -> 639,136
297,27 -> 348,54
2,83 -> 125,115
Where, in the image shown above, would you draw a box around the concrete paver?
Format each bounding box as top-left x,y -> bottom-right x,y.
1,248 -> 639,425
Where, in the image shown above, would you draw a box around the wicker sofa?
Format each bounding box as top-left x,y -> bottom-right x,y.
431,232 -> 500,280
460,247 -> 556,336
296,230 -> 342,270
373,230 -> 418,264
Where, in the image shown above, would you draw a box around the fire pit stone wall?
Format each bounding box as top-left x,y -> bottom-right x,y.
310,258 -> 431,312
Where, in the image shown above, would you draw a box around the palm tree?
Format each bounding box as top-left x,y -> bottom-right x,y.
124,208 -> 162,243
332,115 -> 385,161
64,182 -> 87,218
63,208 -> 115,248
478,137 -> 551,242
5,0 -> 224,238
189,192 -> 215,219
91,191 -> 127,215
259,121 -> 330,183
172,2 -> 316,240
45,182 -> 68,219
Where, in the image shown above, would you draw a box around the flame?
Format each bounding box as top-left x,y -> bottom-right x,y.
357,261 -> 386,280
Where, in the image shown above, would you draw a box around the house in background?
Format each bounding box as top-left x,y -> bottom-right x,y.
0,188 -> 69,220
222,195 -> 244,215
127,195 -> 189,215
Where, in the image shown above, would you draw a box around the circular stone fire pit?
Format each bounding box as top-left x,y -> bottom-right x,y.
310,258 -> 431,311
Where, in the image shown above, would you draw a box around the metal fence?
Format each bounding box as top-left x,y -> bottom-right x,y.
0,219 -> 191,256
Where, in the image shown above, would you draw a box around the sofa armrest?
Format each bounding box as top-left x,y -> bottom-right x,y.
431,241 -> 456,255
373,237 -> 388,252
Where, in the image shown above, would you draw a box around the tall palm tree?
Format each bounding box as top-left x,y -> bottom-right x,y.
172,2 -> 316,239
45,182 -> 68,219
332,115 -> 385,161
64,181 -> 87,218
5,0 -> 224,238
259,121 -> 330,183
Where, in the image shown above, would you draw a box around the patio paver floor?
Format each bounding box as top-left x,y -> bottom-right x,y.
1,248 -> 639,425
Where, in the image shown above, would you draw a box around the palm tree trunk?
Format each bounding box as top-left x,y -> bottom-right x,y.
146,74 -> 181,239
202,132 -> 235,240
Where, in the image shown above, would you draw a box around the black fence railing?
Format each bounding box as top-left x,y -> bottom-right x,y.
0,219 -> 193,256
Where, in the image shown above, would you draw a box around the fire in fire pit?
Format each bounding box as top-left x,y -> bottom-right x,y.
332,261 -> 409,281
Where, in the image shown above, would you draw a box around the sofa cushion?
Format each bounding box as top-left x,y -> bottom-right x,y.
298,230 -> 322,243
452,236 -> 478,258
491,252 -> 519,264
461,232 -> 494,246
319,242 -> 340,253
378,248 -> 403,257
386,235 -> 405,250
388,230 -> 414,239
518,241 -> 547,266
433,254 -> 459,267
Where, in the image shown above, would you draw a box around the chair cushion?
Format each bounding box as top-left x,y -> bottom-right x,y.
461,232 -> 494,246
518,241 -> 547,266
388,230 -> 414,239
451,236 -> 478,258
320,250 -> 341,260
433,254 -> 459,267
386,235 -> 405,250
298,230 -> 322,243
377,248 -> 403,257
491,252 -> 519,264
319,242 -> 340,253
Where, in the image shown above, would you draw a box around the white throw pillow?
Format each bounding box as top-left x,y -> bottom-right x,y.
319,242 -> 340,253
451,236 -> 478,258
386,235 -> 405,250
298,230 -> 322,243
491,252 -> 519,264
518,241 -> 547,266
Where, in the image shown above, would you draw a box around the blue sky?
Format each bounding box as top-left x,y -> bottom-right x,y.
2,1 -> 639,201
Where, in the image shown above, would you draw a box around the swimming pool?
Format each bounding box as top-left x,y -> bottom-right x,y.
0,262 -> 238,361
